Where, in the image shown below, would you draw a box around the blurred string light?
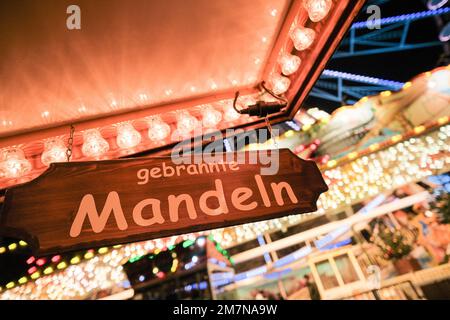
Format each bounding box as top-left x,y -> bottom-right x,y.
41,137 -> 67,166
211,123 -> 450,247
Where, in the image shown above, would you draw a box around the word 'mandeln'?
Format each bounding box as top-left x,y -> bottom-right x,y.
69,174 -> 298,237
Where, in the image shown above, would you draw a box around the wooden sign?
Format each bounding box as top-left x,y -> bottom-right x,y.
0,149 -> 328,254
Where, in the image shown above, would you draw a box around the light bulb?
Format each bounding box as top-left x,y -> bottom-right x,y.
0,147 -> 32,178
222,101 -> 241,122
176,111 -> 199,136
278,53 -> 301,75
196,237 -> 206,247
303,0 -> 332,22
147,116 -> 171,142
269,74 -> 291,95
116,122 -> 141,149
41,138 -> 67,166
81,129 -> 109,158
290,27 -> 316,51
201,105 -> 222,128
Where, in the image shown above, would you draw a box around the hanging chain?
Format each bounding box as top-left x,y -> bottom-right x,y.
265,115 -> 279,149
66,124 -> 75,162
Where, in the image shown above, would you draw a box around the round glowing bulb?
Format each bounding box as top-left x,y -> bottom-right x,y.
176,111 -> 199,136
81,129 -> 109,158
303,0 -> 332,22
290,27 -> 316,51
0,147 -> 32,178
196,237 -> 206,247
269,74 -> 291,95
278,53 -> 301,76
41,138 -> 67,166
201,105 -> 222,128
147,116 -> 171,142
116,122 -> 141,149
222,101 -> 241,122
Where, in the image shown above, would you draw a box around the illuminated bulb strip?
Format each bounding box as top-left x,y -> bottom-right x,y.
352,7 -> 450,29
322,70 -> 405,89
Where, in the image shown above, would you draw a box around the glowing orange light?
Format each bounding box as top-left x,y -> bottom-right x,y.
41,137 -> 67,166
290,27 -> 316,51
278,53 -> 301,76
81,129 -> 109,158
116,122 -> 142,149
303,0 -> 332,22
